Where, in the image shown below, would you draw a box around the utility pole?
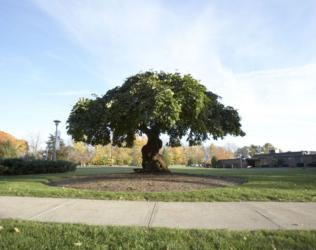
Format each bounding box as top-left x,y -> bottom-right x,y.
53,120 -> 61,161
110,132 -> 113,166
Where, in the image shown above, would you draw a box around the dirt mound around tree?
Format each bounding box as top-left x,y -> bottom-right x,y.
50,173 -> 245,192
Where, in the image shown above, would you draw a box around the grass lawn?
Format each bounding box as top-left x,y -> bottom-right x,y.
0,219 -> 315,250
0,166 -> 315,201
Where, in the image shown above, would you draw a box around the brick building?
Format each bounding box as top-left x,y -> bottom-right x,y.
254,151 -> 316,167
217,151 -> 316,168
217,158 -> 249,168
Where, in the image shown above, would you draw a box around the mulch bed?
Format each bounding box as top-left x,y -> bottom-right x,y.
50,173 -> 245,192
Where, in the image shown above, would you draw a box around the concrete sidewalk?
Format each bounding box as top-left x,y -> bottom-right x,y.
0,196 -> 315,230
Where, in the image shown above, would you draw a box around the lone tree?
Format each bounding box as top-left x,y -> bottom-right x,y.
67,71 -> 245,172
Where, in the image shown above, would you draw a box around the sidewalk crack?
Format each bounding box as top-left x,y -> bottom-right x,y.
28,199 -> 76,220
147,202 -> 157,228
254,209 -> 283,229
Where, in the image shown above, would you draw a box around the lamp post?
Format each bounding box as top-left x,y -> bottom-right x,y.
109,132 -> 113,166
53,120 -> 61,161
239,154 -> 243,168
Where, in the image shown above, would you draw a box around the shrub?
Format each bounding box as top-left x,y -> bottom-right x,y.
308,162 -> 316,167
0,141 -> 18,158
211,156 -> 218,168
0,158 -> 77,175
162,148 -> 170,167
187,158 -> 194,166
0,165 -> 8,175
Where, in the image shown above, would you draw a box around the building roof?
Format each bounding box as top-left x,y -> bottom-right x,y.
254,151 -> 316,158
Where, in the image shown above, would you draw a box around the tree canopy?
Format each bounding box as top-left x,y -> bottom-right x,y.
0,131 -> 28,158
235,143 -> 278,158
67,71 -> 245,148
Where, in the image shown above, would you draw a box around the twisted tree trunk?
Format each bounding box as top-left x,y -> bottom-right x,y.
141,133 -> 169,173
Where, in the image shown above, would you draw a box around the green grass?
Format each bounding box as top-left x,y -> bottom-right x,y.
0,219 -> 315,250
0,166 -> 316,201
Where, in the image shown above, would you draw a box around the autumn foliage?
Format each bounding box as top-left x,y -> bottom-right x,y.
0,131 -> 28,158
65,136 -> 234,167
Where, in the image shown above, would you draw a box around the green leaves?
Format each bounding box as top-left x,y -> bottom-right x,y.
67,71 -> 245,147
152,88 -> 181,130
67,98 -> 111,145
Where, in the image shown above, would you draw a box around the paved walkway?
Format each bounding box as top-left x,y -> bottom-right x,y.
0,196 -> 315,230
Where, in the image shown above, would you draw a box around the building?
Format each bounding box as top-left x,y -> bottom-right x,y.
217,158 -> 249,168
216,151 -> 316,168
254,151 -> 316,167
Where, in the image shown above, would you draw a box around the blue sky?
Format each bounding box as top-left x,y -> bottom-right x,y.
1,0 -> 316,150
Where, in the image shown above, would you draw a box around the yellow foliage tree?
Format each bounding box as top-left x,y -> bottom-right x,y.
130,136 -> 147,166
0,131 -> 28,157
92,144 -> 112,165
168,146 -> 187,165
67,142 -> 93,166
209,143 -> 234,160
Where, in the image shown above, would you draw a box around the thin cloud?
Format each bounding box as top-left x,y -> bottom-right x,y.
31,0 -> 316,151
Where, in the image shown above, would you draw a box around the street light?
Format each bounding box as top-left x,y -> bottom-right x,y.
53,120 -> 61,161
239,154 -> 243,168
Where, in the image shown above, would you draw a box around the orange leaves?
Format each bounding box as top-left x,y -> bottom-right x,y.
0,131 -> 28,156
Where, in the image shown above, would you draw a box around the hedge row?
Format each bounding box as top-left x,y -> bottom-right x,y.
0,158 -> 77,175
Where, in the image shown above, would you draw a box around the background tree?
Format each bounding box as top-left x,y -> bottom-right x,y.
169,146 -> 187,165
209,143 -> 234,160
185,146 -> 204,165
67,71 -> 245,172
0,131 -> 28,158
68,142 -> 94,166
235,146 -> 250,158
91,144 -> 111,165
0,141 -> 17,158
112,147 -> 132,165
27,133 -> 42,159
211,156 -> 218,168
130,136 -> 147,166
262,143 -> 276,154
223,143 -> 238,153
235,143 -> 278,158
45,134 -> 69,160
161,147 -> 170,167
